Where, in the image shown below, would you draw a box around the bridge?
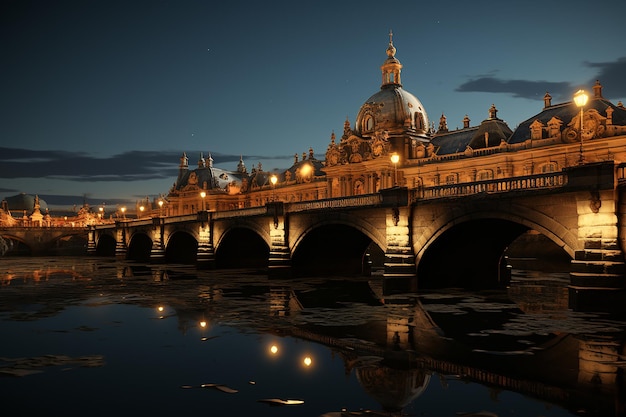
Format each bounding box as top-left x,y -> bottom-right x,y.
80,160 -> 626,313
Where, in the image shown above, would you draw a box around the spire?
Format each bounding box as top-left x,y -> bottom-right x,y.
207,152 -> 214,168
438,113 -> 448,133
237,155 -> 246,173
381,30 -> 402,88
593,80 -> 603,98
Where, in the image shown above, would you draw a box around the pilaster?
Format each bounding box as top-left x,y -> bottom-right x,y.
196,211 -> 215,269
569,189 -> 626,312
150,217 -> 166,263
381,187 -> 416,294
267,202 -> 291,278
114,221 -> 127,259
87,226 -> 96,255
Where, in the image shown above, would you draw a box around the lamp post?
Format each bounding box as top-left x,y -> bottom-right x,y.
574,89 -> 588,165
120,206 -> 126,219
139,205 -> 145,218
158,199 -> 164,216
270,175 -> 278,201
390,153 -> 400,186
200,191 -> 206,211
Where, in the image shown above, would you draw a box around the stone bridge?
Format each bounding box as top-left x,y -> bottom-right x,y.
87,161 -> 626,312
0,226 -> 88,256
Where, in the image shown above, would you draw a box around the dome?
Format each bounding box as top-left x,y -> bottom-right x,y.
354,32 -> 429,139
2,193 -> 48,213
355,87 -> 429,137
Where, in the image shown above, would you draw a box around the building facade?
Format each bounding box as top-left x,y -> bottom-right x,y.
163,34 -> 626,216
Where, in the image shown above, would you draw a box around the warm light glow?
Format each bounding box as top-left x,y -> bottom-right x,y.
270,175 -> 278,186
200,191 -> 206,198
300,163 -> 312,176
139,206 -> 145,212
303,356 -> 312,367
199,320 -> 207,328
390,153 -> 400,164
573,89 -> 588,108
157,306 -> 164,312
158,200 -> 163,208
120,207 -> 126,213
269,345 -> 279,355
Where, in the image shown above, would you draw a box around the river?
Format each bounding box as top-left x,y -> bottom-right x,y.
1,256 -> 625,416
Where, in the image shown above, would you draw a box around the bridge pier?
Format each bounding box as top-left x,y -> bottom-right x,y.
150,217 -> 166,263
381,188 -> 416,294
114,221 -> 127,259
196,211 -> 215,269
569,187 -> 626,313
87,226 -> 96,255
267,202 -> 291,278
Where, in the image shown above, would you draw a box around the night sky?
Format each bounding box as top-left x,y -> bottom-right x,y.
2,0 -> 625,210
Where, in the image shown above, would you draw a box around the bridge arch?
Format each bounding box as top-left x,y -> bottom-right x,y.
95,232 -> 116,256
290,219 -> 385,277
214,224 -> 269,269
127,231 -> 152,261
414,202 -> 576,288
164,230 -> 198,264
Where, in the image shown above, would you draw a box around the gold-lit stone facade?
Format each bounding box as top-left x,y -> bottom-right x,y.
163,35 -> 626,220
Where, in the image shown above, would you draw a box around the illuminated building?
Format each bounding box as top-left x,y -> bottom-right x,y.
165,33 -> 626,216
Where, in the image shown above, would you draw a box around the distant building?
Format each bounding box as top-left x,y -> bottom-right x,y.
163,33 -> 626,216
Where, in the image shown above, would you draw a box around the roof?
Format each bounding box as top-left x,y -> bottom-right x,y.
509,98 -> 626,144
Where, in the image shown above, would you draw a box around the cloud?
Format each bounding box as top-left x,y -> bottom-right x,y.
0,148 -> 293,181
456,77 -> 572,100
455,57 -> 626,101
585,57 -> 626,98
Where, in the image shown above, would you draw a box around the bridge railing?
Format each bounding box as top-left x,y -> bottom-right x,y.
286,194 -> 383,213
415,171 -> 568,201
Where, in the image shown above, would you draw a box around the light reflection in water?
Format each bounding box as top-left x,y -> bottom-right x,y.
0,256 -> 624,417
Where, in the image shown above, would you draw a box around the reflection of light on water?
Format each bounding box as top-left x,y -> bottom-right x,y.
269,344 -> 279,355
199,320 -> 207,328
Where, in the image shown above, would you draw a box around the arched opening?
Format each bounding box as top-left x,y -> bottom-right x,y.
165,231 -> 198,264
95,234 -> 116,257
127,233 -> 152,262
0,237 -> 31,256
53,235 -> 87,255
292,224 -> 378,277
417,219 -> 530,289
215,228 -> 268,269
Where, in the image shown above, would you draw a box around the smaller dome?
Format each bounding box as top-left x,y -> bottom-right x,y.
3,193 -> 48,213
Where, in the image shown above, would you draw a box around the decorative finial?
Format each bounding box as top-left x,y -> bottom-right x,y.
386,29 -> 396,58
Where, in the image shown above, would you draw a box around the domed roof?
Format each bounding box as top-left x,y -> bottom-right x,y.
2,193 -> 48,213
354,32 -> 429,139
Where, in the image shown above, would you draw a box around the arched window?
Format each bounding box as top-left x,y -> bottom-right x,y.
364,115 -> 374,132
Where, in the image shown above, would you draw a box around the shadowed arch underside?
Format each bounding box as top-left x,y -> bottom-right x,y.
292,224 -> 376,277
417,219 -> 530,289
215,228 -> 269,269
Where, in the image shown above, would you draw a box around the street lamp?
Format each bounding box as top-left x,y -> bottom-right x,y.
158,199 -> 164,216
139,205 -> 145,218
574,89 -> 588,165
390,153 -> 400,186
120,206 -> 126,219
200,191 -> 206,211
270,175 -> 278,201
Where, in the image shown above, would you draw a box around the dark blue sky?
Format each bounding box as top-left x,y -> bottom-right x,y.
2,0 -> 625,209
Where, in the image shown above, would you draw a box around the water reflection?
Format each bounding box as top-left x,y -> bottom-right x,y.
1,257 -> 625,416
